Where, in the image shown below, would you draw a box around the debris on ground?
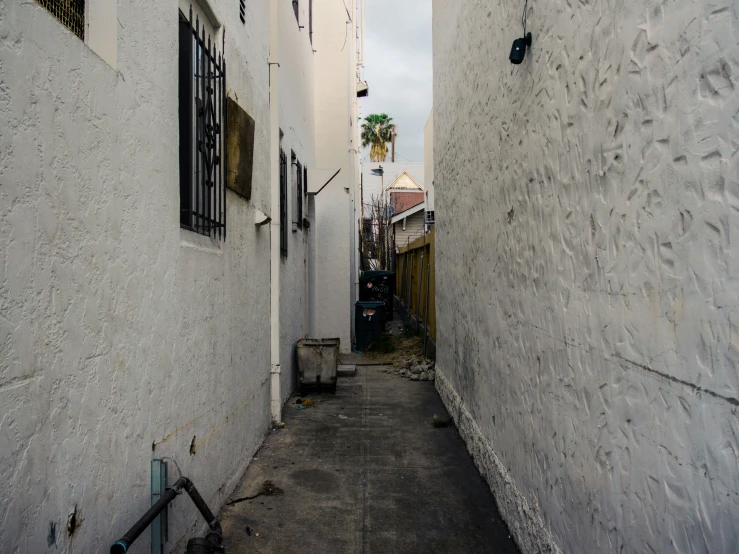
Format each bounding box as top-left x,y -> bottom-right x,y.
353,314 -> 435,379
295,397 -> 315,409
364,333 -> 423,365
432,414 -> 453,428
382,355 -> 436,381
228,480 -> 284,505
366,333 -> 396,354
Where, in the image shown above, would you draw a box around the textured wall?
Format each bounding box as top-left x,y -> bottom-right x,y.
0,1 -> 274,552
313,0 -> 359,352
433,0 -> 739,552
278,0 -> 315,402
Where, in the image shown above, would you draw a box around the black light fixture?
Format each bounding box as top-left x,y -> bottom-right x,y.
509,0 -> 532,64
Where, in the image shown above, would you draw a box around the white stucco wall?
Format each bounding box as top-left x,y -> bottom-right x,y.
0,1 -> 274,552
277,0 -> 315,403
312,0 -> 360,352
433,0 -> 739,553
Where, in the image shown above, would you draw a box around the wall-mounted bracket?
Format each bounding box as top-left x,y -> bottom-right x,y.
307,168 -> 341,195
151,459 -> 168,554
254,208 -> 271,226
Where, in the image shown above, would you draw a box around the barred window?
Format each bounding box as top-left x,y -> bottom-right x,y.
36,0 -> 85,40
179,7 -> 227,240
239,0 -> 245,23
296,160 -> 303,230
280,149 -> 288,257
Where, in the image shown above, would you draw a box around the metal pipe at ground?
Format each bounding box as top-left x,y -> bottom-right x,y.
406,252 -> 413,325
110,477 -> 223,554
416,250 -> 424,331
397,255 -> 405,313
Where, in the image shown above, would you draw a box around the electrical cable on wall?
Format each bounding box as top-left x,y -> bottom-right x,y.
510,0 -> 532,64
522,0 -> 528,36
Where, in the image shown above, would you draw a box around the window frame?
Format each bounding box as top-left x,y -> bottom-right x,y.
296,160 -> 303,230
292,0 -> 299,24
309,0 -> 313,44
178,7 -> 227,240
280,148 -> 288,257
37,0 -> 85,40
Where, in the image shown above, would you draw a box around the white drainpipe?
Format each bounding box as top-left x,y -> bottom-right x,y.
269,0 -> 281,424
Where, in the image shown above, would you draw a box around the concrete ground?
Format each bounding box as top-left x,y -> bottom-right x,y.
220,366 -> 519,553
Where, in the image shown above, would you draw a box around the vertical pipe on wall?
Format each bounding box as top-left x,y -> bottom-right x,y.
416,250 -> 424,330
269,0 -> 282,424
423,263 -> 430,357
359,0 -> 365,68
353,0 -> 362,342
397,255 -> 404,310
406,252 -> 413,324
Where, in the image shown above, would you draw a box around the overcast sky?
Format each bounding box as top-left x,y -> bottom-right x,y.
360,0 -> 432,163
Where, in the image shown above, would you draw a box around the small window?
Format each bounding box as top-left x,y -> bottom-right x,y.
290,151 -> 298,231
239,0 -> 245,23
292,0 -> 299,23
309,0 -> 313,43
296,160 -> 303,230
37,0 -> 85,40
179,7 -> 227,239
280,149 -> 288,257
363,218 -> 373,241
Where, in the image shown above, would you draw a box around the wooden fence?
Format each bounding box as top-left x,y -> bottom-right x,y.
395,226 -> 435,343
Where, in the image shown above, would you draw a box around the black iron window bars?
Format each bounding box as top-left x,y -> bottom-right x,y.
37,0 -> 85,40
280,149 -> 288,257
296,160 -> 303,230
179,7 -> 227,240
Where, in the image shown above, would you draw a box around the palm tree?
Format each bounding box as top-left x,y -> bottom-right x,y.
361,114 -> 395,162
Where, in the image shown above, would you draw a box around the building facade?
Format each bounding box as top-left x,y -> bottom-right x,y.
392,203 -> 427,251
0,0 -> 362,551
433,0 -> 739,552
361,161 -> 425,201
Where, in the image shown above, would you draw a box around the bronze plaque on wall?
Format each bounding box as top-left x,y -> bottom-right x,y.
226,97 -> 255,200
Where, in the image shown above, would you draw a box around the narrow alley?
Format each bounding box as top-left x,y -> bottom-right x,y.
1,0 -> 737,552
220,362 -> 518,554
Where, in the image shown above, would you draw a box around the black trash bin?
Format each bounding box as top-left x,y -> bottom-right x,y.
359,270 -> 395,321
354,301 -> 385,351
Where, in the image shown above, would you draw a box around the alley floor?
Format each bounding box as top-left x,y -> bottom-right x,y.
220,365 -> 519,553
